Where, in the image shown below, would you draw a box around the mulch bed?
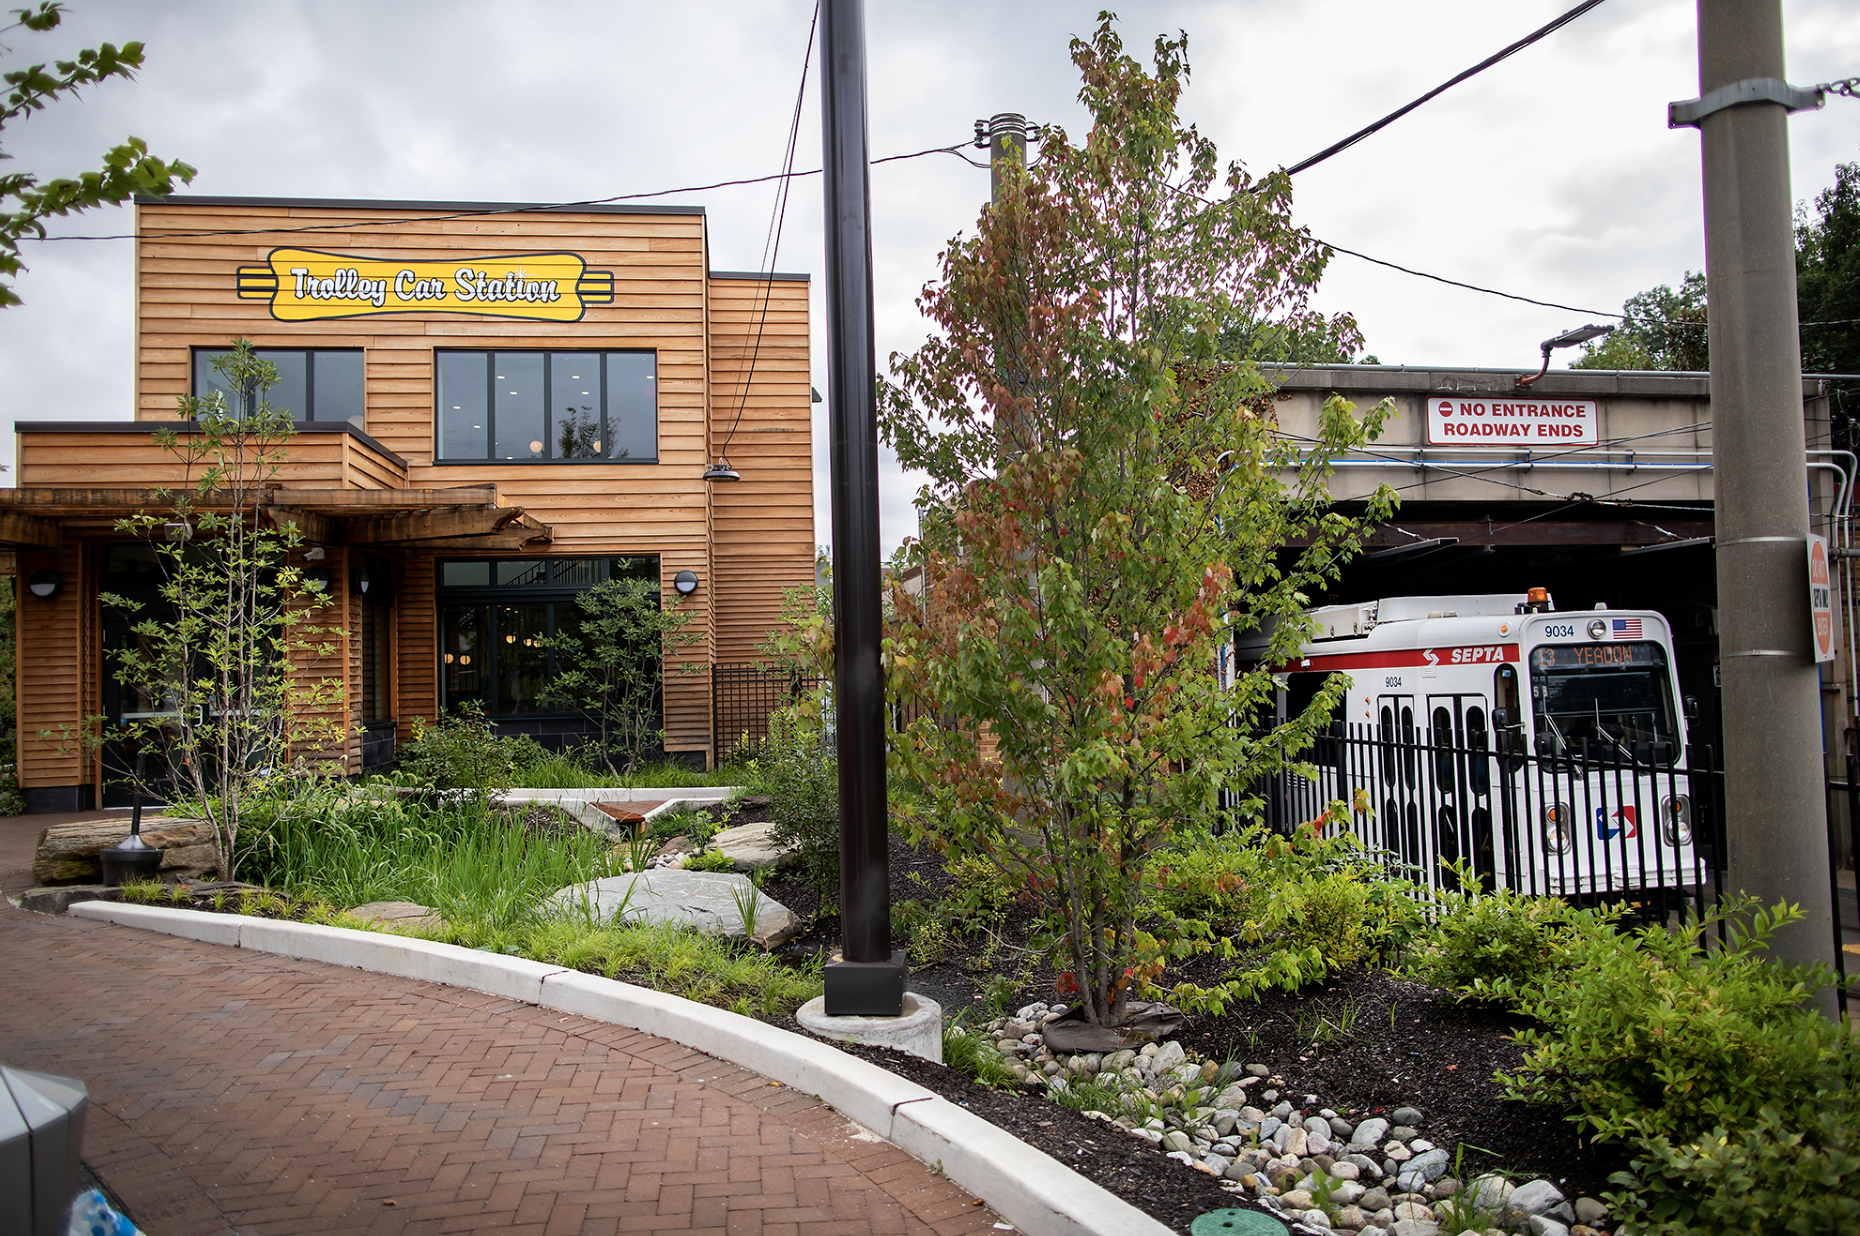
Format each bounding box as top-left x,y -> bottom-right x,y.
757,824 -> 1632,1210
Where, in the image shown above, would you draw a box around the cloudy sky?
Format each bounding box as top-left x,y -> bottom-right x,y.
2,0 -> 1856,552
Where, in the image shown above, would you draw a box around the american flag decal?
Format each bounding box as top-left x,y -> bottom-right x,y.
1612,617 -> 1643,639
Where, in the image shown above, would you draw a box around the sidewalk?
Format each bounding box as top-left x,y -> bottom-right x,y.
0,845 -> 1005,1235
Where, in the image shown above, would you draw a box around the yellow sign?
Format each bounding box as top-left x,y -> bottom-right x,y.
235,247 -> 615,322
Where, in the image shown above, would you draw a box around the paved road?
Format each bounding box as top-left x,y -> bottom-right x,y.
0,818 -> 1006,1236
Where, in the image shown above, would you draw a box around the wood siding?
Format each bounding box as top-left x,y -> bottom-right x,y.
707,277 -> 816,664
15,542 -> 88,790
15,428 -> 406,491
0,197 -> 822,780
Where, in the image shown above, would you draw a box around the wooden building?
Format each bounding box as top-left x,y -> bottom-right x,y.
3,195 -> 816,810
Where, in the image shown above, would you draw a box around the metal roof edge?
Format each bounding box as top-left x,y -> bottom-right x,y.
708,270 -> 812,282
133,194 -> 705,217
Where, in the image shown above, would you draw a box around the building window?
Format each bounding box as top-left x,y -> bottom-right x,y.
435,350 -> 656,463
436,556 -> 658,716
191,347 -> 364,425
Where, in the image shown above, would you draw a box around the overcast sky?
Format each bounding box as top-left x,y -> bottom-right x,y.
2,0 -> 1856,553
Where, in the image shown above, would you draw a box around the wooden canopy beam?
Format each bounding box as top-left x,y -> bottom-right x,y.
341,505 -> 530,545
0,509 -> 62,549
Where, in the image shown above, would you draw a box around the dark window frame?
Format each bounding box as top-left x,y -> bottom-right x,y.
433,347 -> 658,465
435,556 -> 660,719
190,346 -> 365,423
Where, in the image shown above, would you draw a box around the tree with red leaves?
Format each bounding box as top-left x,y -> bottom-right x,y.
881,17 -> 1394,1029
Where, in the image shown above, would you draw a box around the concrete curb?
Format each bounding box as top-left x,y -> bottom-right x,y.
66,900 -> 1172,1236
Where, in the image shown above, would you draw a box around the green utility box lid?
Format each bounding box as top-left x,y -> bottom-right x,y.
1190,1209 -> 1288,1236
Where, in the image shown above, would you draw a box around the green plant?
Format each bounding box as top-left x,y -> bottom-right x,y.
682,847 -> 737,874
393,700 -> 544,797
749,707 -> 839,902
648,805 -> 718,846
1410,870 -> 1579,999
880,17 -> 1393,1030
118,876 -> 161,904
730,881 -> 762,939
1604,1102 -> 1860,1236
538,574 -> 702,775
943,1016 -> 1020,1088
85,341 -> 348,881
1493,896 -> 1850,1148
0,2 -> 196,310
622,827 -> 655,872
1294,996 -> 1360,1047
981,974 -> 1019,1020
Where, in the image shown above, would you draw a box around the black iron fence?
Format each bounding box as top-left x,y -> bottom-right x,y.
1243,722 -> 1860,1015
712,663 -> 821,764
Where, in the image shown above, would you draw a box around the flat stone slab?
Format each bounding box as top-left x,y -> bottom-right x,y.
348,901 -> 446,932
710,820 -> 792,872
14,884 -> 121,915
544,870 -> 795,941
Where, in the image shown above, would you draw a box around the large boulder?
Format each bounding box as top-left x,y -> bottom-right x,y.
32,818 -> 218,885
709,820 -> 792,872
544,869 -> 799,944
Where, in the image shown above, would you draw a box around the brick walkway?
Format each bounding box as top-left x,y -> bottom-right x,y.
0,880 -> 1007,1235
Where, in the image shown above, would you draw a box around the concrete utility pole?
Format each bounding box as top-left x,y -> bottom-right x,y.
1683,0 -> 1836,999
977,112 -> 1035,205
819,0 -> 904,1016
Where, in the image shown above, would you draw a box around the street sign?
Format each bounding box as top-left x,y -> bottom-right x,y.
1425,397 -> 1599,446
1808,533 -> 1836,663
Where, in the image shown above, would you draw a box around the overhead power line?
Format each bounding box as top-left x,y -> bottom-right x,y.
1313,238 -> 1624,318
1281,0 -> 1609,179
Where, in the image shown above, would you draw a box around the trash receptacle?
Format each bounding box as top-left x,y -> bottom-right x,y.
1,1066 -> 88,1236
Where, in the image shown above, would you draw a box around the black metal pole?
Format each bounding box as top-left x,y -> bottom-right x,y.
820,0 -> 903,1016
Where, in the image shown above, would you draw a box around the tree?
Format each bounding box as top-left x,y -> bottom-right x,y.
880,18 -> 1395,1030
95,340 -> 345,880
1,1 -> 195,307
1797,158 -> 1859,381
539,576 -> 700,775
1572,271 -> 1709,371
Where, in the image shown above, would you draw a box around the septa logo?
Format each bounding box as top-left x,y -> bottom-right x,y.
1595,805 -> 1638,840
1423,649 -> 1440,666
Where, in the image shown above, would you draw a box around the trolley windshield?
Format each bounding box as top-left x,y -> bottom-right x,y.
1528,641 -> 1680,763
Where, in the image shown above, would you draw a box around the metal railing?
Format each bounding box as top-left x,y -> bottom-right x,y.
711,663 -> 821,763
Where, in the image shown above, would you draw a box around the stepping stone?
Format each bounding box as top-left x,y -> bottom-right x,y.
709,820 -> 792,872
545,870 -> 800,946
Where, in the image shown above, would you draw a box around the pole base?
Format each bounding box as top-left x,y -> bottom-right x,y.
823,949 -> 908,1016
798,991 -> 942,1062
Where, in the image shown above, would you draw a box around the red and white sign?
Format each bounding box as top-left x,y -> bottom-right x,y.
1809,533 -> 1836,663
1425,397 -> 1599,446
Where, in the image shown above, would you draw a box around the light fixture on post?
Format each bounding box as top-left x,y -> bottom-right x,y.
673,570 -> 699,596
702,458 -> 741,482
26,570 -> 60,599
1517,323 -> 1615,387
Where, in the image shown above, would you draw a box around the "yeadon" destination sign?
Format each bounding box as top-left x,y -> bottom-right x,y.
235,247 -> 616,323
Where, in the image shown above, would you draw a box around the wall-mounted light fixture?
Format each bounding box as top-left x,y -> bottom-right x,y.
303,546 -> 327,562
27,570 -> 60,599
673,570 -> 700,596
304,567 -> 334,593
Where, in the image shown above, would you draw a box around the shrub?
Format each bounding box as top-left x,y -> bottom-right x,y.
1606,1102 -> 1860,1236
748,708 -> 839,903
942,1018 -> 1021,1088
1492,897 -> 1849,1147
1410,875 -> 1582,999
393,701 -> 545,795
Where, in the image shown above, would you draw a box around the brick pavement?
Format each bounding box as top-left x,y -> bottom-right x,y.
0,895 -> 1010,1236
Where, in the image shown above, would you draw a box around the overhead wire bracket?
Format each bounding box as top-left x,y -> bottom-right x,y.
1668,77 -> 1824,128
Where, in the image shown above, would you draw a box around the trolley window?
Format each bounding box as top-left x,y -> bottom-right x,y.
1528,641 -> 1679,763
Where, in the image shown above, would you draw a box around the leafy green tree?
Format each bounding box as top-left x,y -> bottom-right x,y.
1572,271 -> 1709,371
94,340 -> 344,880
1,1 -> 195,307
1797,158 -> 1859,381
880,18 -> 1394,1030
539,577 -> 700,775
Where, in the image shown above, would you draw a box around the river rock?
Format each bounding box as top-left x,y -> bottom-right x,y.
1153,1041 -> 1187,1071
1388,1222 -> 1440,1236
1503,1181 -> 1566,1224
1334,1205 -> 1368,1230
33,817 -> 217,884
1391,1106 -> 1424,1127
1573,1198 -> 1609,1225
1526,1219 -> 1570,1236
1397,1148 -> 1451,1190
1349,1117 -> 1390,1150
1360,1187 -> 1392,1212
1468,1175 -> 1513,1211
544,869 -> 796,940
